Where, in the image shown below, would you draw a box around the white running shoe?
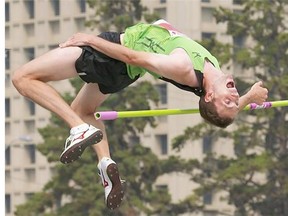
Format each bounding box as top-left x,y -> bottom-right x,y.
98,157 -> 125,210
60,124 -> 103,164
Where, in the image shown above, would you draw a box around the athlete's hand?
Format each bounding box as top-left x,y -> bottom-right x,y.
247,81 -> 268,105
59,33 -> 94,48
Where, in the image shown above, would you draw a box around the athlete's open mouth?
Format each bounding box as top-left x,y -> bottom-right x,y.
226,81 -> 235,88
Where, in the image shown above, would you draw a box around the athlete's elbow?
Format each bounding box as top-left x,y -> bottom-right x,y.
123,51 -> 137,65
123,50 -> 146,67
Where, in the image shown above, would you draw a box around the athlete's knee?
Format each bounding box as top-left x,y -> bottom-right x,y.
12,68 -> 32,97
70,100 -> 96,118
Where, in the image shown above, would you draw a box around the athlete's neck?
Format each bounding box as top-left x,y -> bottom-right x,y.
203,60 -> 223,88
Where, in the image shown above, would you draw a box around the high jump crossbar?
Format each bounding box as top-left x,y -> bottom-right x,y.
95,100 -> 288,121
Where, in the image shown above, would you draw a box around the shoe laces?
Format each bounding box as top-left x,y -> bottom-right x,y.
64,126 -> 89,150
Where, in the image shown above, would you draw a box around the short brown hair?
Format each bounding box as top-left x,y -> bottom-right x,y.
199,96 -> 234,128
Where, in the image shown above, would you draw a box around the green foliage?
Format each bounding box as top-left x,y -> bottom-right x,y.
217,153 -> 273,181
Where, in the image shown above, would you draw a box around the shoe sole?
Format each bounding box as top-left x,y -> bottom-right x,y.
106,163 -> 125,210
60,130 -> 103,164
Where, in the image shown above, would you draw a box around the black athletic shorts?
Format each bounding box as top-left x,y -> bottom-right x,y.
75,32 -> 139,94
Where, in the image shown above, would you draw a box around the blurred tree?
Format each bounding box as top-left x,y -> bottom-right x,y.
171,0 -> 288,215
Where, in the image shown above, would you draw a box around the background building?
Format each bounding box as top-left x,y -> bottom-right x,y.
5,0 -> 243,215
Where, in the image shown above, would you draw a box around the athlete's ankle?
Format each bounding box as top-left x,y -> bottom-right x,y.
70,123 -> 90,134
98,156 -> 112,161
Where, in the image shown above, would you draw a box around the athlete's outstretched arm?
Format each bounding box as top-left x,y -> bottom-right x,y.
59,33 -> 197,86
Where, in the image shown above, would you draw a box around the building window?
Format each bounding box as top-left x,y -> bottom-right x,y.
24,120 -> 35,134
201,32 -> 215,40
49,20 -> 60,34
51,0 -> 60,16
25,193 -> 34,201
25,99 -> 36,115
24,47 -> 35,62
5,146 -> 11,165
203,211 -> 215,216
5,26 -> 10,39
201,7 -> 214,23
203,135 -> 213,154
5,49 -> 10,70
75,17 -> 86,32
156,184 -> 168,191
5,170 -> 11,183
156,134 -> 168,155
25,144 -> 36,164
154,7 -> 167,20
24,0 -> 35,19
156,115 -> 167,123
77,0 -> 86,13
49,44 -> 59,50
24,23 -> 35,37
129,135 -> 140,146
5,74 -> 10,87
5,98 -> 10,118
5,194 -> 11,214
202,0 -> 210,2
5,122 -> 11,135
160,0 -> 166,3
5,2 -> 10,22
203,191 -> 213,205
156,83 -> 167,104
233,0 -> 242,5
233,36 -> 246,52
235,135 -> 247,155
25,168 -> 36,182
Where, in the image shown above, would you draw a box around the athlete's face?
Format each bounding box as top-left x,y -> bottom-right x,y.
212,74 -> 240,119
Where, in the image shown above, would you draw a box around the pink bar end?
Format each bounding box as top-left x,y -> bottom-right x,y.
95,111 -> 118,120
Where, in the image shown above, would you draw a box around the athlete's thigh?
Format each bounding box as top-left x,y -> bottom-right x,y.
71,83 -> 109,114
14,47 -> 82,82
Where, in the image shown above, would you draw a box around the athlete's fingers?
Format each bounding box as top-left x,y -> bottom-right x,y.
59,34 -> 78,48
257,80 -> 263,86
60,33 -> 91,48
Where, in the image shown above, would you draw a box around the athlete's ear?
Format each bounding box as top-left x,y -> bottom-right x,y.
204,91 -> 214,102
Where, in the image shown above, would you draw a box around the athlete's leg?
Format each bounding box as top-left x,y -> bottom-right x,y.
12,47 -> 84,128
71,83 -> 125,210
70,83 -> 110,160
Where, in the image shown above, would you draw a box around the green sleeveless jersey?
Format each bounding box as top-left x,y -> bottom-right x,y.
123,21 -> 220,79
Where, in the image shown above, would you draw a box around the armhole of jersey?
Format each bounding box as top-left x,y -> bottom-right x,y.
159,70 -> 204,96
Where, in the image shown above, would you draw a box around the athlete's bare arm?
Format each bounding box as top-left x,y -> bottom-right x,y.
59,33 -> 199,87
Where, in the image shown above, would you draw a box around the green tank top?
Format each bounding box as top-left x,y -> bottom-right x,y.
123,21 -> 220,80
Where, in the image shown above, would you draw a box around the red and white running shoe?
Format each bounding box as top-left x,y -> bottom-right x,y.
98,157 -> 125,210
60,124 -> 103,164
